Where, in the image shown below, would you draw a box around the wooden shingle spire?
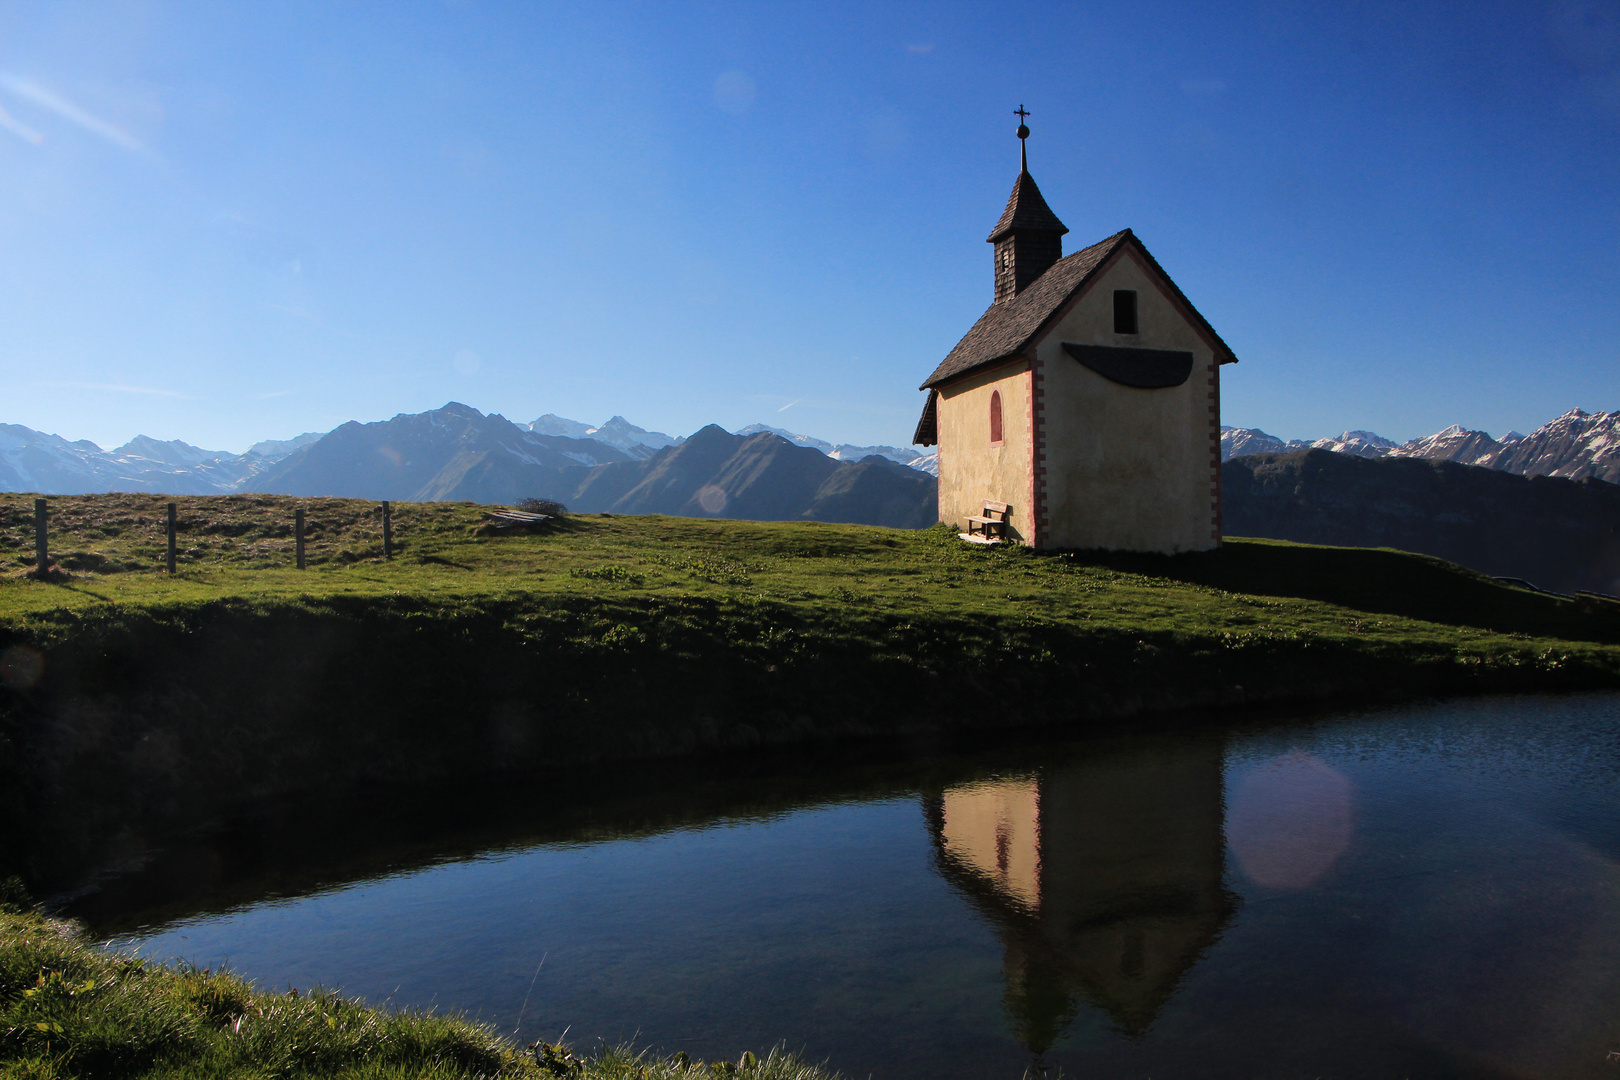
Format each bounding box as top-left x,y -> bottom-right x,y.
989,107 -> 1068,304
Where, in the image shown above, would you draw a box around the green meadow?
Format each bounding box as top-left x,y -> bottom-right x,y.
2,492 -> 1616,652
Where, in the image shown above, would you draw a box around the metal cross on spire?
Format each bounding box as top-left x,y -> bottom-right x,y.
1015,105 -> 1030,172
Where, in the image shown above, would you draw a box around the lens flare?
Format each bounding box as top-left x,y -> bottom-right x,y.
696,485 -> 728,513
1227,752 -> 1354,890
0,645 -> 45,690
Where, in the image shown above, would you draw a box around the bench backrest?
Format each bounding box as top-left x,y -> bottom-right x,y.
982,500 -> 1011,517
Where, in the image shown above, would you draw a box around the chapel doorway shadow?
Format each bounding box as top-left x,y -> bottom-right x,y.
923,733 -> 1236,1051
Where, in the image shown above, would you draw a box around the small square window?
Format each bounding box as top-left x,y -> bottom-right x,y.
1113,290 -> 1138,335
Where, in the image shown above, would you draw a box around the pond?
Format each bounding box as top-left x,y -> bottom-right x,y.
67,691 -> 1620,1079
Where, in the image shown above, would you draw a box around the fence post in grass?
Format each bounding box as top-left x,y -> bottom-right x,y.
166,502 -> 177,574
382,501 -> 393,560
32,499 -> 47,580
296,507 -> 306,570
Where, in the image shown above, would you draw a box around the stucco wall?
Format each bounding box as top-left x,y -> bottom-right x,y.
1035,249 -> 1221,552
936,360 -> 1033,542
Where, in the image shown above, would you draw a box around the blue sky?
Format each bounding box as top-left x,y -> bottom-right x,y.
0,1 -> 1616,453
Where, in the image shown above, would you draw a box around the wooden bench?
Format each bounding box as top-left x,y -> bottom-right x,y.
961,500 -> 1011,544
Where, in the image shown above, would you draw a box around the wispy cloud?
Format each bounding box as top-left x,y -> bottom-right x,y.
39,381 -> 189,398
0,75 -> 142,150
256,390 -> 294,400
777,399 -> 800,412
0,102 -> 43,145
905,43 -> 935,54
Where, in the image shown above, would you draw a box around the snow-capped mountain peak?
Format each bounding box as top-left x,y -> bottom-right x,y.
1223,409 -> 1620,485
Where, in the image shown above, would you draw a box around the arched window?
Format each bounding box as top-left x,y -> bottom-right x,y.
989,390 -> 1004,445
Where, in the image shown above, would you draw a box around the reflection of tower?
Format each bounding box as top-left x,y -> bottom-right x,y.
923,737 -> 1236,1048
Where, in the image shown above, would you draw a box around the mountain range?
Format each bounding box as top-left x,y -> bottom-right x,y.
0,407 -> 937,499
238,403 -> 937,529
1223,408 -> 1620,484
4,403 -> 1619,587
0,423 -> 326,496
9,404 -> 1609,501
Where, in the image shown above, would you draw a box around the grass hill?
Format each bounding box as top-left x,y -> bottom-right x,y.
1,492 -> 1618,893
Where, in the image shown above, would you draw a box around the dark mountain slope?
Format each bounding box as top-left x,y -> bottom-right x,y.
675,430 -> 839,519
552,426 -> 937,527
607,425 -> 759,515
247,402 -> 629,500
1223,449 -> 1620,595
803,455 -> 939,529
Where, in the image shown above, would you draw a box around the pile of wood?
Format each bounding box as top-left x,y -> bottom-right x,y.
482,509 -> 552,530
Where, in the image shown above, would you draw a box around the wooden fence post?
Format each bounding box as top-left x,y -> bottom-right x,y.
32,499 -> 47,580
296,508 -> 306,570
166,502 -> 177,574
382,501 -> 393,559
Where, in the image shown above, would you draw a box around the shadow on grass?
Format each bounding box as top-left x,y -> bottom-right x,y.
1077,537 -> 1620,644
418,554 -> 475,570
476,513 -> 594,540
55,583 -> 118,602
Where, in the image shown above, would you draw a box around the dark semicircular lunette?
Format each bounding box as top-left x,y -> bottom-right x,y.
1063,343 -> 1195,389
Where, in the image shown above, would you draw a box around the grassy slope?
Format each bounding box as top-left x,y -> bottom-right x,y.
0,902 -> 837,1080
2,492 -> 1617,644
2,493 -> 1619,888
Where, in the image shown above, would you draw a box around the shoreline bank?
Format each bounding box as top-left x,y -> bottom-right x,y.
2,502 -> 1618,894
4,584 -> 1617,894
0,898 -> 835,1080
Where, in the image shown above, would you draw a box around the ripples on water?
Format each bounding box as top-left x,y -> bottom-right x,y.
70,692 -> 1620,1080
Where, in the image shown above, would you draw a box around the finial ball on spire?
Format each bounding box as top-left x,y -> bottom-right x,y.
1017,123 -> 1029,140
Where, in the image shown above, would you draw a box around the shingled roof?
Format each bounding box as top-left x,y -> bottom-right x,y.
920,229 -> 1238,390
988,170 -> 1069,243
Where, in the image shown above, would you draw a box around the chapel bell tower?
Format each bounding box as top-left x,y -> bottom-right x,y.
989,107 -> 1069,304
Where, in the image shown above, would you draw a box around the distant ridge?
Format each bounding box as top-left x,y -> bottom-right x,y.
0,405 -> 940,499
0,423 -> 278,495
244,402 -> 632,501
531,415 -> 684,460
1225,449 -> 1620,595
734,423 -> 926,468
554,424 -> 935,527
1223,408 -> 1620,484
236,404 -> 937,528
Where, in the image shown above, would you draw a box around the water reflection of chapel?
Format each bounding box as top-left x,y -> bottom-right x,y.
923,737 -> 1236,1048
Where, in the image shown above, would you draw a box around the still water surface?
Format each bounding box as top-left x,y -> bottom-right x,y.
74,692 -> 1620,1079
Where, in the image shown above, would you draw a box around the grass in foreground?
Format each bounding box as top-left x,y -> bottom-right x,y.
0,896 -> 837,1079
